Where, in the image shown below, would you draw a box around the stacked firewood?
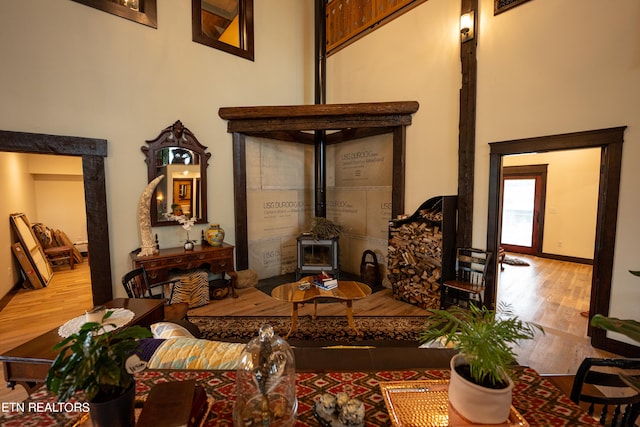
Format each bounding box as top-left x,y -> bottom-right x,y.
387,209 -> 444,310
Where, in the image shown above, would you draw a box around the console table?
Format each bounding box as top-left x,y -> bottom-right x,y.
130,243 -> 237,298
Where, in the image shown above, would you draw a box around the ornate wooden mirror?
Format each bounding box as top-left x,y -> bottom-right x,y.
142,120 -> 211,226
191,0 -> 254,61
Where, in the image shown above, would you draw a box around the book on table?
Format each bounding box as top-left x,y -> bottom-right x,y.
313,272 -> 338,290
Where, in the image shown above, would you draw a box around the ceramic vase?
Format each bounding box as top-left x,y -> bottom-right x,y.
448,354 -> 514,424
183,230 -> 195,251
205,224 -> 225,246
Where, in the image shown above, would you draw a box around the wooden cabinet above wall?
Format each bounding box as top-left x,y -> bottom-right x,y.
326,0 -> 428,55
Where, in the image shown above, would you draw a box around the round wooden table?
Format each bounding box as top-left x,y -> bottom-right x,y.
271,278 -> 372,338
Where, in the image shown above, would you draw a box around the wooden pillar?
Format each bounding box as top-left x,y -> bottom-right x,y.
232,132 -> 249,270
457,0 -> 478,249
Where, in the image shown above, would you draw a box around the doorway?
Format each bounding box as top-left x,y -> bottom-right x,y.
500,165 -> 547,255
486,127 -> 626,355
0,130 -> 112,305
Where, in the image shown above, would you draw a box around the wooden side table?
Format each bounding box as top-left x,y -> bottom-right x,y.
131,243 -> 237,298
44,246 -> 74,270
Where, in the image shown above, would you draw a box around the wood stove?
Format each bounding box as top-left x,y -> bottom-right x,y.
295,233 -> 340,280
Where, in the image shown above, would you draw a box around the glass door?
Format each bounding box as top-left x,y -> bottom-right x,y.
500,165 -> 547,254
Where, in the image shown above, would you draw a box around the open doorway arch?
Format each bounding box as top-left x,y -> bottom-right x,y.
0,130 -> 112,305
485,126 -> 633,355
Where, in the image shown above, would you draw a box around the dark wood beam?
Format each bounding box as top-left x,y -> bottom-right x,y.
231,132 -> 249,271
219,102 -> 419,133
457,0 -> 478,249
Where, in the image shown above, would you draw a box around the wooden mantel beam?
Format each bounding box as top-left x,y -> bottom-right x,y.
218,101 -> 419,133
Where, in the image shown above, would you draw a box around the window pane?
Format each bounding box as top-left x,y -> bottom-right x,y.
501,179 -> 535,247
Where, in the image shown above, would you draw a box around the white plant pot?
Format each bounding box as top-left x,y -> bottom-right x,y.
448,354 -> 514,424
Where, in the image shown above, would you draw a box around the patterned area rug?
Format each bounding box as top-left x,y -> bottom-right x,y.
189,315 -> 427,344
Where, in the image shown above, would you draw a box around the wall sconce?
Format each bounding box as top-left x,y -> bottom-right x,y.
460,11 -> 474,43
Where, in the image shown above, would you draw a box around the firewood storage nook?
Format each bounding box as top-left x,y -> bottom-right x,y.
387,196 -> 457,309
218,102 -> 419,277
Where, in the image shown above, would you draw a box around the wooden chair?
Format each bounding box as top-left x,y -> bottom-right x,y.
570,357 -> 640,427
122,267 -> 179,303
122,267 -> 200,335
442,248 -> 492,308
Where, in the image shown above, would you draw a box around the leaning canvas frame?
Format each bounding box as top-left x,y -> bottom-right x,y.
11,242 -> 45,289
10,213 -> 53,287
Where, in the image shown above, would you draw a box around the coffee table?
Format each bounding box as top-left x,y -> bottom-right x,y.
271,278 -> 372,338
0,298 -> 164,393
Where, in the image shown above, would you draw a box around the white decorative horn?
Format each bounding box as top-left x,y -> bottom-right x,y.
138,175 -> 165,257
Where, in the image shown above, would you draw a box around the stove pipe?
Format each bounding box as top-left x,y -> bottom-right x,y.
314,0 -> 327,218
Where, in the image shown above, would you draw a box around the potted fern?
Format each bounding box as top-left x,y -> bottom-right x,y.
420,303 -> 542,424
46,311 -> 151,427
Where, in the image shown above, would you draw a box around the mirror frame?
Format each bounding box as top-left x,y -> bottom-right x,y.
191,0 -> 255,61
142,120 -> 211,227
0,129 -> 112,305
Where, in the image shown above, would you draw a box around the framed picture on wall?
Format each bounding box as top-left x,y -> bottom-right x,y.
494,0 -> 533,15
71,0 -> 158,28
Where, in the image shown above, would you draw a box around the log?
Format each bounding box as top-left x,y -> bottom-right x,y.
387,205 -> 445,310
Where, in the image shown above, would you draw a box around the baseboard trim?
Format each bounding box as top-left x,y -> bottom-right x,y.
539,253 -> 593,265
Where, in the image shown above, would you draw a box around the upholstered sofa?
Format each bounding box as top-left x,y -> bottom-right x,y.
139,322 -> 456,372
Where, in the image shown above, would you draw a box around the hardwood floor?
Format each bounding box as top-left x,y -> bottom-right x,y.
0,254 -> 620,404
0,261 -> 93,404
496,253 -> 616,374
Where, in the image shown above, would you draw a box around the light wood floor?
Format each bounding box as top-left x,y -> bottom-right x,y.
0,254 -> 619,404
496,254 -> 616,374
0,262 -> 93,404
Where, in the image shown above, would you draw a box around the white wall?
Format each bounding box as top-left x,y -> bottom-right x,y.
327,0 -> 462,212
0,153 -> 38,295
503,149 -> 600,259
327,0 -> 640,324
0,0 -> 314,299
475,0 -> 640,324
31,154 -> 87,249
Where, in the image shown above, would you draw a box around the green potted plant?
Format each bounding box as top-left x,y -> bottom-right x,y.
46,311 -> 152,427
590,314 -> 640,393
420,303 -> 542,424
589,269 -> 640,392
590,314 -> 640,344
